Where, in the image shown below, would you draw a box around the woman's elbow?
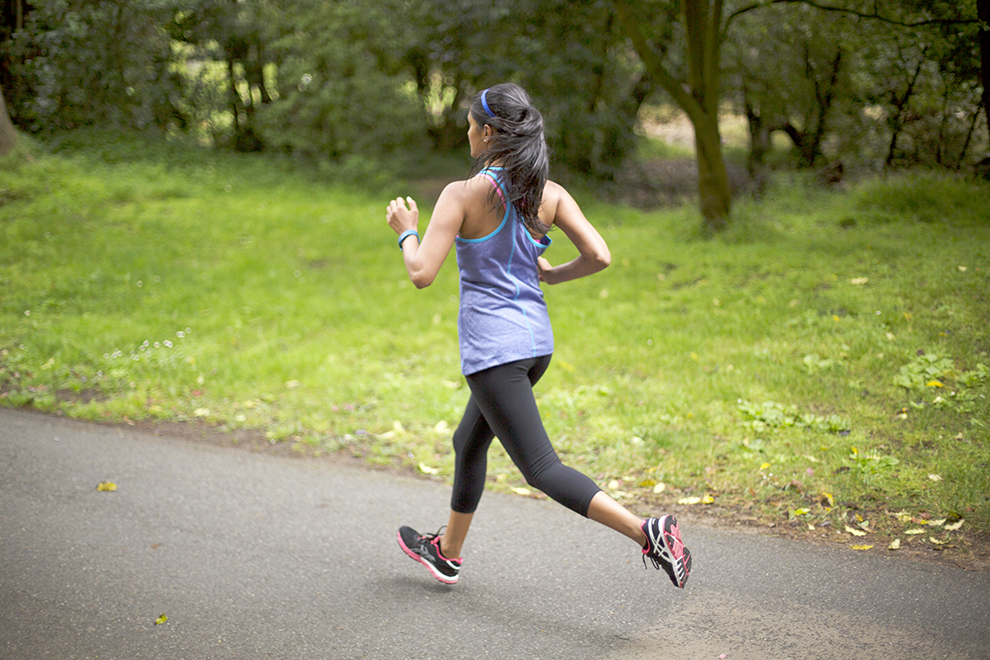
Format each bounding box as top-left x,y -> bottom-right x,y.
594,247 -> 611,270
409,270 -> 435,289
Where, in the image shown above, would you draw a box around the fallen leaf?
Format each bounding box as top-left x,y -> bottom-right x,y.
849,277 -> 868,285
793,507 -> 810,516
433,420 -> 450,434
928,518 -> 946,527
678,496 -> 702,505
904,528 -> 925,535
193,408 -> 210,417
701,494 -> 715,504
417,462 -> 439,475
652,482 -> 666,494
926,380 -> 944,388
851,544 -> 873,550
944,519 -> 965,531
888,539 -> 901,550
511,487 -> 531,496
930,537 -> 948,545
154,613 -> 168,625
607,479 -> 620,490
96,481 -> 117,492
928,473 -> 943,481
891,510 -> 912,523
845,525 -> 867,537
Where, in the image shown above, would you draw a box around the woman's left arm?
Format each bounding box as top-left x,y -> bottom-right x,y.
537,182 -> 611,285
386,183 -> 467,289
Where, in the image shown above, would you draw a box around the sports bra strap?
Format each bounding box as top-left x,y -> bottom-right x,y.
478,168 -> 507,206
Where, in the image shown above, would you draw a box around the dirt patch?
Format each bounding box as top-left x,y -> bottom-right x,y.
613,158 -> 754,209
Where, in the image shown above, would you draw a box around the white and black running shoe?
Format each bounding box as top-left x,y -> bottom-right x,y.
642,515 -> 692,589
397,526 -> 462,585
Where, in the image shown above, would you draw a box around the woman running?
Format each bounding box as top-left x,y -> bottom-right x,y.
386,83 -> 691,589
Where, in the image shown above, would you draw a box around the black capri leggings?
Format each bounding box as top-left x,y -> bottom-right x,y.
450,355 -> 602,517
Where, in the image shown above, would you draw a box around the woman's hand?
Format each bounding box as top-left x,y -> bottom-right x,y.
386,196 -> 419,234
537,256 -> 554,284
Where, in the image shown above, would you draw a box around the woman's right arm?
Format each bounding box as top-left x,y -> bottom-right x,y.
537,181 -> 611,285
387,182 -> 469,289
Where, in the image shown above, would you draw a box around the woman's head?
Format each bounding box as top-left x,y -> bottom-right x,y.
469,84 -> 549,233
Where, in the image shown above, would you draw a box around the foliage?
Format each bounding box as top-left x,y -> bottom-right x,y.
399,0 -> 647,179
2,0 -> 180,133
725,0 -> 986,171
1,0 -> 986,196
726,5 -> 862,168
255,0 -> 426,159
738,400 -> 850,433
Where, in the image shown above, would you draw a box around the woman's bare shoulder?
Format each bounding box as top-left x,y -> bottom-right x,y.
440,175 -> 494,203
540,180 -> 571,219
543,179 -> 565,196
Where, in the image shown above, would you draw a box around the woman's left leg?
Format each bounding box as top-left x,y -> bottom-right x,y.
586,491 -> 648,546
465,356 -> 601,518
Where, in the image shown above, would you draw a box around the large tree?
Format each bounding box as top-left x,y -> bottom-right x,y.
615,0 -> 732,233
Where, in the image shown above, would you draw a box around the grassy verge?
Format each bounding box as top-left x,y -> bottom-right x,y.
2,133 -> 988,558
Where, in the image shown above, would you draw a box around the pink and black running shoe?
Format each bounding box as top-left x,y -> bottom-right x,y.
397,526 -> 462,585
642,515 -> 692,588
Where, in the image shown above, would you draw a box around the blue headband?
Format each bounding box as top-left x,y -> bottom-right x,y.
480,89 -> 494,118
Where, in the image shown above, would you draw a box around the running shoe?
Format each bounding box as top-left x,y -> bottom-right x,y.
642,515 -> 692,589
396,526 -> 462,585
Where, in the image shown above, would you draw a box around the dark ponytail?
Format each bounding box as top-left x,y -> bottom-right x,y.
469,83 -> 550,235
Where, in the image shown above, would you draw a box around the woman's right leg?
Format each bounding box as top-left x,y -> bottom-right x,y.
440,394 -> 496,559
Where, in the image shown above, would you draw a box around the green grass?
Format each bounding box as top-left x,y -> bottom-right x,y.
2,134 -> 988,551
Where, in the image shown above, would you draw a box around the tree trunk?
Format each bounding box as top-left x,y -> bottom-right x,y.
0,84 -> 17,157
742,81 -> 770,175
694,115 -> 731,232
886,47 -> 927,168
615,0 -> 731,232
979,0 -> 990,153
803,47 -> 842,168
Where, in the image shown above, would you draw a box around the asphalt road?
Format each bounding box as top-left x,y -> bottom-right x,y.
2,408 -> 988,659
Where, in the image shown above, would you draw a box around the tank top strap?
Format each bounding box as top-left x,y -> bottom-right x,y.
477,166 -> 507,207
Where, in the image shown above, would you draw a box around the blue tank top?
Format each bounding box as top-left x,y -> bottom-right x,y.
456,168 -> 553,375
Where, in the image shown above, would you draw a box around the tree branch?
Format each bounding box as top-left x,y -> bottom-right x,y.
725,0 -> 979,32
613,0 -> 704,121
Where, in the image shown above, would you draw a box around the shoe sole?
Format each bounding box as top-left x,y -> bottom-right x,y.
396,530 -> 459,585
